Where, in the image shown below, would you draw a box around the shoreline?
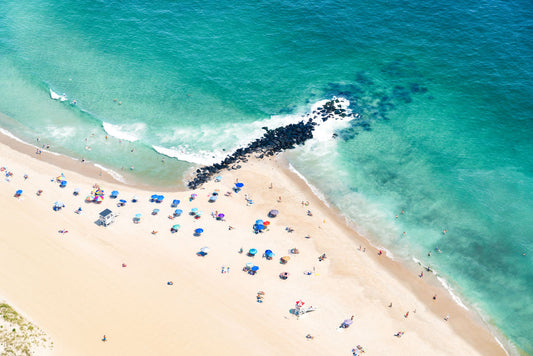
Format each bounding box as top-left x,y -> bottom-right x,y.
0,129 -> 511,355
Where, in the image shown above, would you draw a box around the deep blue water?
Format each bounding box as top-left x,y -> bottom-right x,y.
0,0 -> 532,353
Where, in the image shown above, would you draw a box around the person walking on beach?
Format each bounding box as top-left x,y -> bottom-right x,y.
102,335 -> 107,342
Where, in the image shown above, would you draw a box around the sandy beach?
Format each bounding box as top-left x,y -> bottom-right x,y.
0,133 -> 507,355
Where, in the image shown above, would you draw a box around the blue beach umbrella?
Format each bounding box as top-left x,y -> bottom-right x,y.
195,228 -> 204,234
248,248 -> 257,256
265,250 -> 274,257
15,189 -> 22,196
132,195 -> 139,202
172,224 -> 181,231
152,209 -> 160,214
111,190 -> 119,197
134,213 -> 142,218
60,180 -> 67,187
157,195 -> 164,202
255,224 -> 265,231
235,182 -> 244,188
255,220 -> 264,225
251,266 -> 259,272
174,209 -> 183,216
150,194 -> 158,201
119,199 -> 127,204
171,199 -> 180,207
191,208 -> 199,213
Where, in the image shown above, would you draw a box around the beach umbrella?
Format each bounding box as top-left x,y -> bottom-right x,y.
111,190 -> 119,196
195,228 -> 204,234
281,256 -> 290,263
119,199 -> 127,204
60,180 -> 67,187
263,221 -> 270,226
265,250 -> 274,257
248,248 -> 257,256
151,194 -> 158,201
235,182 -> 244,188
191,208 -> 198,213
73,188 -> 80,194
200,246 -> 210,253
85,195 -> 93,202
255,224 -> 265,231
152,208 -> 159,214
15,189 -> 22,196
251,266 -> 259,272
95,195 -> 104,203
196,211 -> 203,216
217,213 -> 225,218
53,201 -> 64,208
268,209 -> 279,217
171,199 -> 180,207
215,176 -> 222,181
172,224 -> 181,230
157,195 -> 164,201
132,195 -> 139,202
174,209 -> 183,216
245,262 -> 254,269
134,213 -> 142,218
255,219 -> 264,225
343,319 -> 353,326
191,193 -> 197,198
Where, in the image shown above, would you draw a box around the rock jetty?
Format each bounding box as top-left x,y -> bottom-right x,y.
187,98 -> 356,189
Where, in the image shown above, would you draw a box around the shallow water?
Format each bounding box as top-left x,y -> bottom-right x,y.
0,0 -> 532,352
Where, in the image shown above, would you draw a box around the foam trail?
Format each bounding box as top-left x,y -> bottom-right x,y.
288,163 -> 331,208
0,128 -> 29,145
102,122 -> 144,142
437,276 -> 469,310
152,145 -> 227,166
93,164 -> 126,183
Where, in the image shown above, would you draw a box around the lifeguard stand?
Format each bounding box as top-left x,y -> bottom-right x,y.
98,209 -> 116,226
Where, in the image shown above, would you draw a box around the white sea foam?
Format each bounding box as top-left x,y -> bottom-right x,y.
154,97 -> 355,166
102,122 -> 145,142
152,145 -> 227,166
93,164 -> 126,183
437,276 -> 469,310
0,128 -> 28,145
288,163 -> 331,208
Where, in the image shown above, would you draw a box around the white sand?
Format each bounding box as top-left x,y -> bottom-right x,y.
0,139 -> 506,355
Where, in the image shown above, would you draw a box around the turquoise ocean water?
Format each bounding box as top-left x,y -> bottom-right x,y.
0,0 -> 532,353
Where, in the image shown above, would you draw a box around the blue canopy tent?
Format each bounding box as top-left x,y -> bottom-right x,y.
171,199 -> 180,207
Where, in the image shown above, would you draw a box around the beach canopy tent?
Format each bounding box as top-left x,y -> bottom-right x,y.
60,180 -> 67,188
110,190 -> 119,198
15,189 -> 22,196
171,199 -> 180,207
53,201 -> 65,211
98,208 -> 116,226
174,209 -> 183,216
268,210 -> 279,218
